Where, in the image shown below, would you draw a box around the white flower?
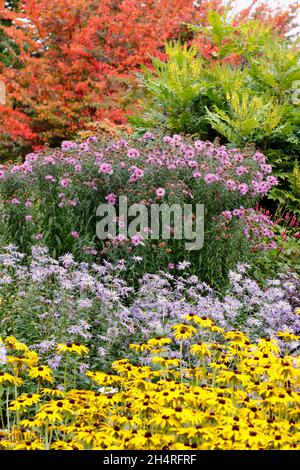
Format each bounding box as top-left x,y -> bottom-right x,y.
177,261 -> 191,271
98,387 -> 119,394
0,344 -> 7,365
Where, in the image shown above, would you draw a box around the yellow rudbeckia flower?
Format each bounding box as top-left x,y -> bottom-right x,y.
57,343 -> 89,356
171,324 -> 197,341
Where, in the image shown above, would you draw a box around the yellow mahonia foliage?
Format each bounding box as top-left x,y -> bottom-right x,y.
135,41 -> 205,132
206,90 -> 285,145
206,64 -> 247,95
292,160 -> 300,197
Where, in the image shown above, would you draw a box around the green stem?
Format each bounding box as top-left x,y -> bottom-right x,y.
44,420 -> 49,450
180,341 -> 183,383
63,363 -> 68,391
6,389 -> 10,431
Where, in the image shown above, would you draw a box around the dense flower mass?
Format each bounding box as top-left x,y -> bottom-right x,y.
0,0 -> 299,454
0,135 -> 278,196
0,246 -> 299,375
0,133 -> 278,287
0,320 -> 299,450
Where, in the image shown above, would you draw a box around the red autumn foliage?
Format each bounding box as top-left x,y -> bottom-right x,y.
235,0 -> 299,34
0,0 -> 298,160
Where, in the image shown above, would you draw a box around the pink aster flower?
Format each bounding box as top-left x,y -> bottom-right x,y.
185,148 -> 195,159
204,173 -> 218,184
11,166 -> 20,174
127,148 -> 140,158
61,141 -> 77,151
238,183 -> 249,195
60,178 -> 71,188
99,163 -> 113,175
42,156 -> 56,165
79,142 -> 90,152
268,241 -> 277,249
172,134 -> 182,144
131,235 -> 144,246
232,208 -> 244,218
22,163 -> 33,174
260,164 -> 272,174
236,166 -> 249,176
266,175 -> 278,186
167,163 -> 177,170
156,187 -> 166,197
113,234 -> 126,245
25,153 -> 39,162
45,175 -> 55,182
105,193 -> 117,205
65,157 -> 77,165
257,182 -> 270,195
141,132 -> 155,140
222,210 -> 232,220
252,151 -> 266,164
226,180 -> 237,191
233,154 -> 244,163
134,168 -> 144,178
87,136 -> 98,143
194,140 -> 205,151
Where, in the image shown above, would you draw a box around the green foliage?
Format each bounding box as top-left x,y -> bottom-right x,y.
132,12 -> 300,178
269,160 -> 300,215
130,42 -> 207,133
190,11 -> 274,60
249,41 -> 300,100
206,92 -> 286,147
251,225 -> 300,283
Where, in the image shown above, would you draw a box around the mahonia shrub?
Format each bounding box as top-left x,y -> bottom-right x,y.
0,246 -> 299,374
0,325 -> 299,450
133,16 -> 300,176
0,133 -> 278,287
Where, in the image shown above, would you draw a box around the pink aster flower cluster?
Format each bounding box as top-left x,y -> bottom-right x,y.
0,133 -> 278,199
220,207 -> 276,251
0,133 -> 278,257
